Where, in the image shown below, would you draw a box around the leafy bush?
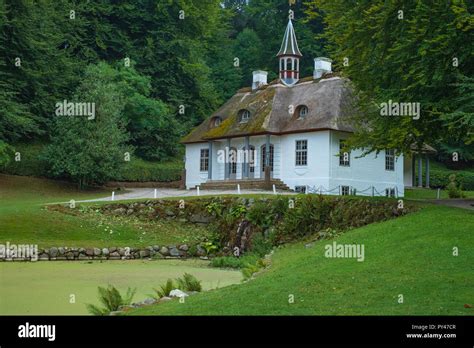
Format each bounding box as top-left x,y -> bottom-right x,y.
116,158 -> 182,182
1,143 -> 49,177
176,273 -> 202,292
447,174 -> 465,198
210,253 -> 261,269
242,258 -> 267,280
86,285 -> 136,315
153,279 -> 175,298
250,232 -> 273,257
429,169 -> 474,190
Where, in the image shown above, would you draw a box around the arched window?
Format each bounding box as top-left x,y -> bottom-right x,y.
211,116 -> 222,128
286,58 -> 292,70
296,105 -> 308,119
239,109 -> 250,123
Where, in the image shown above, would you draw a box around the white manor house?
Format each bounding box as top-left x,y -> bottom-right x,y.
182,20 -> 434,197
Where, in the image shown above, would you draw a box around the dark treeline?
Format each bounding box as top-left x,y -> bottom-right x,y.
0,0 -> 324,161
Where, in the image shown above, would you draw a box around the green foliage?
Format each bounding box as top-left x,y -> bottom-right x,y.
116,158 -> 183,182
1,143 -> 48,176
309,0 -> 474,156
43,63 -> 130,189
202,241 -> 219,255
0,140 -> 14,168
447,174 -> 464,199
86,285 -> 136,316
241,258 -> 267,281
249,232 -> 273,257
153,279 -> 175,299
175,273 -> 202,292
210,253 -> 261,269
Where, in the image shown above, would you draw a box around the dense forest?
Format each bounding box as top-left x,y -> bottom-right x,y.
0,0 -> 472,187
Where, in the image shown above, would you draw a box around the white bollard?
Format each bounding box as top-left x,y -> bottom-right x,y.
273,184 -> 276,195
111,191 -> 115,201
154,188 -> 157,199
237,184 -> 241,195
197,186 -> 200,196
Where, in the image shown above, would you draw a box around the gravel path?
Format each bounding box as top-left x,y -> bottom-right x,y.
425,199 -> 474,211
74,187 -> 291,203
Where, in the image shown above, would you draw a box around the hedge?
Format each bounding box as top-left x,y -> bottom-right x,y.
415,164 -> 474,190
115,158 -> 183,182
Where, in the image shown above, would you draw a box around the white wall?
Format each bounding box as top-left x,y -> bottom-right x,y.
328,131 -> 405,197
184,143 -> 209,189
279,131 -> 331,189
186,130 -> 405,196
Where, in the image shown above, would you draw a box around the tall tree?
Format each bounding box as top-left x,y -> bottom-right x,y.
307,0 -> 474,160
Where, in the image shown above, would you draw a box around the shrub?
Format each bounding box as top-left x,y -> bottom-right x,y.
210,253 -> 261,269
153,279 -> 175,298
86,285 -> 136,315
447,174 -> 465,198
1,143 -> 49,177
176,273 -> 202,292
116,158 -> 182,182
250,232 -> 273,257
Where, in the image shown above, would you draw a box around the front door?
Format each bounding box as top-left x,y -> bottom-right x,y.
260,144 -> 274,178
229,147 -> 237,179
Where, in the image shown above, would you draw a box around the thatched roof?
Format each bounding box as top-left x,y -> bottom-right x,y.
181,75 -> 355,144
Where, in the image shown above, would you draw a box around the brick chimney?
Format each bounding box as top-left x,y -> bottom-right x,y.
313,57 -> 332,79
252,70 -> 268,91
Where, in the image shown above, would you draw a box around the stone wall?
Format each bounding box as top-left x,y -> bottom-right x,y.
0,244 -> 209,262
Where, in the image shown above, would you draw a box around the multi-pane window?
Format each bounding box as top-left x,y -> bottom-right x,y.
339,140 -> 350,166
341,185 -> 350,196
295,140 -> 307,166
200,149 -> 209,172
385,188 -> 396,197
295,186 -> 306,194
385,149 -> 395,171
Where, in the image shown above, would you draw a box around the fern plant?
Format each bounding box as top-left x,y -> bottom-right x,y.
153,279 -> 175,299
86,285 -> 136,315
176,273 -> 202,292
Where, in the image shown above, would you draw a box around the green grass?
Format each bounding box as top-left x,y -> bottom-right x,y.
129,204 -> 474,315
0,259 -> 241,315
405,187 -> 474,200
0,174 -> 209,247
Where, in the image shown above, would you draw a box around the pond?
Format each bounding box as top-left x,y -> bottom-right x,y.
0,259 -> 241,315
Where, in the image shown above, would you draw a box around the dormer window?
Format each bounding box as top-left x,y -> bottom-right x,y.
296,105 -> 308,119
211,116 -> 222,128
239,109 -> 250,123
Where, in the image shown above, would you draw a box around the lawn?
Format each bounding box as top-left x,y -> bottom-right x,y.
129,204 -> 474,315
405,187 -> 474,199
0,259 -> 241,315
0,174 -> 209,247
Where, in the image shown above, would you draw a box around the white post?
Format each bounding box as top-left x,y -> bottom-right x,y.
111,191 -> 115,201
305,185 -> 308,194
197,186 -> 200,196
154,188 -> 157,199
273,184 -> 276,195
237,184 -> 241,195
437,188 -> 440,199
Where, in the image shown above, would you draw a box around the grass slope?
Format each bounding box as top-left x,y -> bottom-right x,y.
130,204 -> 474,315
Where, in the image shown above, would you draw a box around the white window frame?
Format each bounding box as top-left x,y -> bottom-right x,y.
385,149 -> 395,171
200,148 -> 209,172
295,140 -> 308,166
339,139 -> 350,167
